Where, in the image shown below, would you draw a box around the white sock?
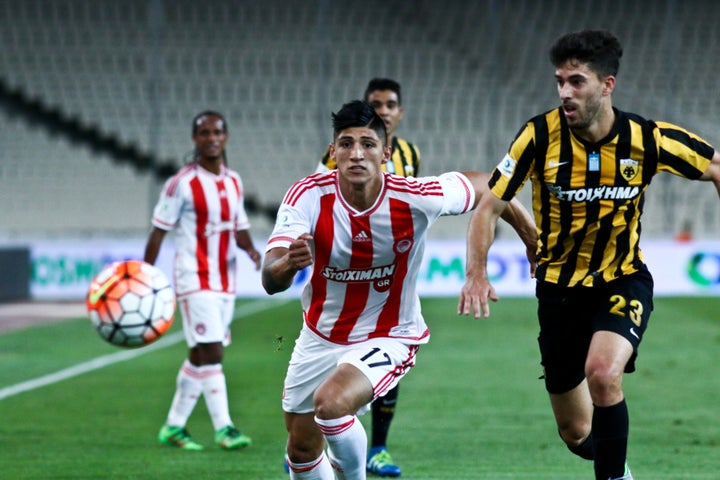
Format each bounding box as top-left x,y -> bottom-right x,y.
198,363 -> 233,431
315,415 -> 367,479
287,452 -> 335,480
165,359 -> 202,426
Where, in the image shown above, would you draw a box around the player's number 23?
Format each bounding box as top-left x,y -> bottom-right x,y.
609,294 -> 643,327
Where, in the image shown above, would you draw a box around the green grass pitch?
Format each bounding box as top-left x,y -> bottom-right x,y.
0,296 -> 717,479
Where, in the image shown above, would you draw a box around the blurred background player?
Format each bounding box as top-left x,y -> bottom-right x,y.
315,78 -> 418,477
265,99 -> 537,480
317,78 -> 420,177
144,110 -> 262,451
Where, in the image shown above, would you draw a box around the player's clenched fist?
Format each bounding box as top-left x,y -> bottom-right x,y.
288,233 -> 314,270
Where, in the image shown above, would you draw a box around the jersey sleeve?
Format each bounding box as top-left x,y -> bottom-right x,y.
489,122 -> 536,201
151,177 -> 184,231
437,172 -> 476,215
654,121 -> 715,179
265,185 -> 315,252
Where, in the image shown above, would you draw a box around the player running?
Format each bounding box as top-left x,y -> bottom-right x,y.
262,100 -> 537,479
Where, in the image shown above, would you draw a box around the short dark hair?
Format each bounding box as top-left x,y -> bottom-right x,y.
549,30 -> 623,78
192,110 -> 228,135
364,78 -> 402,105
332,100 -> 388,145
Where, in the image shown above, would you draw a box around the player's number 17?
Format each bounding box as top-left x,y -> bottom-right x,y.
360,347 -> 392,368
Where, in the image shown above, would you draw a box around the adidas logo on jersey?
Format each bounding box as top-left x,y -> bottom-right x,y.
353,231 -> 371,242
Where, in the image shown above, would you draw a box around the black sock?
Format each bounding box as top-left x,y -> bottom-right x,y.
566,431 -> 595,460
371,384 -> 399,448
592,400 -> 629,480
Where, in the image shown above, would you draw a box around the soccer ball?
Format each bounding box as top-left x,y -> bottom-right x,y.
86,260 -> 176,348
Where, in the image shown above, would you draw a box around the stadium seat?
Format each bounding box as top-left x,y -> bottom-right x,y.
1,0 -> 718,239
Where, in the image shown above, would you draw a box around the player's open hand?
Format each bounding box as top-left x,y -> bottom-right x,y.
457,276 -> 499,319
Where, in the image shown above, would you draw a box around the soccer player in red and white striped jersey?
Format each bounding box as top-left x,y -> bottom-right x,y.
263,100 -> 537,479
144,111 -> 261,451
316,79 -> 422,477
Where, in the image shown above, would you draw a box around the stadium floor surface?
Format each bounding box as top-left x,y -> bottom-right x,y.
0,300 -> 86,334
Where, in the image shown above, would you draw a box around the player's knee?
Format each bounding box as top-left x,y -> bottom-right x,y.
561,429 -> 594,460
286,435 -> 323,463
313,390 -> 345,420
558,421 -> 591,447
585,361 -> 624,401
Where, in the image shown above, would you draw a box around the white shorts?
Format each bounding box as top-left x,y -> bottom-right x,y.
282,327 -> 420,414
177,291 -> 235,348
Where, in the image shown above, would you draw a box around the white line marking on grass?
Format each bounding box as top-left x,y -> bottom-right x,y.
0,298 -> 291,401
0,331 -> 183,400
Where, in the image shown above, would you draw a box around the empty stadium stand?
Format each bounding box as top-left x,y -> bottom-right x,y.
1,0 -> 718,239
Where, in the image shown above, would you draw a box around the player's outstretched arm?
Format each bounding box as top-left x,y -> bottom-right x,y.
457,184 -> 507,318
262,233 -> 314,295
459,171 -> 537,280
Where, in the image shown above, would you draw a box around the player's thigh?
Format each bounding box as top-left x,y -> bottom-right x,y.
339,337 -> 419,400
283,331 -> 420,413
537,282 -> 593,394
314,362 -> 374,418
282,329 -> 342,414
591,266 -> 654,373
538,267 -> 654,394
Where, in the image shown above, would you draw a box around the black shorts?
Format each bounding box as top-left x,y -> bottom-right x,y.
536,265 -> 654,394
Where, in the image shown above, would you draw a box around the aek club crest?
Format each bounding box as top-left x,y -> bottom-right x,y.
619,158 -> 639,181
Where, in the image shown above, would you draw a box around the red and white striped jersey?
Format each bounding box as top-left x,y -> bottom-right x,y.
152,163 -> 251,297
266,171 -> 475,345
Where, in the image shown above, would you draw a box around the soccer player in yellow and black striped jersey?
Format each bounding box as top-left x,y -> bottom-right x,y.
459,30 -> 720,480
315,78 -> 420,477
316,78 -> 421,178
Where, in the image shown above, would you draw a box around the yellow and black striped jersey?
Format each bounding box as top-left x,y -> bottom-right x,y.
490,107 -> 715,287
317,136 -> 421,177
